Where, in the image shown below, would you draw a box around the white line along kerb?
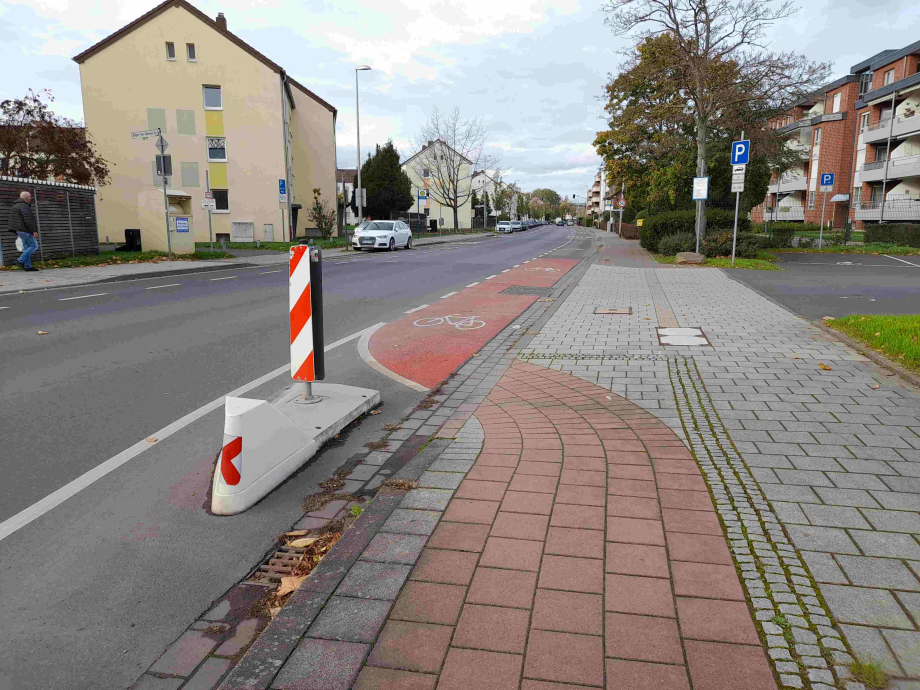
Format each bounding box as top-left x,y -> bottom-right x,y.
289,245 -> 315,381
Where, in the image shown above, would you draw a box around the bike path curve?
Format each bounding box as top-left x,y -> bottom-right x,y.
367,258 -> 578,389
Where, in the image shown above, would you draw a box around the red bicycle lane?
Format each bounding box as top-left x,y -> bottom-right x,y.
367,258 -> 579,389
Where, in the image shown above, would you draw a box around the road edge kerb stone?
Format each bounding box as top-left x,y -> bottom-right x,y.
217,439 -> 453,690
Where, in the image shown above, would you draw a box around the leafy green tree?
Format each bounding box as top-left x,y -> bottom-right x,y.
351,140 -> 413,220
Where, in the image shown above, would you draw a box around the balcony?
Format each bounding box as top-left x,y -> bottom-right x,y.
854,195 -> 920,221
764,205 -> 805,221
860,153 -> 920,182
775,111 -> 846,134
767,175 -> 808,193
863,111 -> 920,144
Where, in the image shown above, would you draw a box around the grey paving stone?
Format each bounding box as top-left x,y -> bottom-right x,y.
883,630 -> 920,677
270,639 -> 368,690
896,592 -> 920,623
418,471 -> 464,490
133,677 -> 184,690
862,509 -> 920,533
746,454 -> 796,469
800,505 -> 872,529
775,470 -> 833,487
835,555 -> 920,590
182,657 -> 231,690
427,458 -> 475,473
214,618 -> 260,656
203,600 -> 231,621
821,585 -> 914,628
882,476 -> 920,494
348,464 -> 380,481
399,489 -> 453,511
849,530 -> 920,559
813,488 -> 880,508
772,502 -> 809,524
360,533 -> 427,565
828,473 -> 891,491
335,561 -> 412,600
149,631 -> 217,676
306,596 -> 392,643
761,484 -> 822,503
849,447 -> 904,462
791,457 -> 845,471
801,551 -> 848,584
786,525 -> 859,554
870,491 -> 920,511
381,509 -> 441,536
758,442 -> 807,456
363,451 -> 392,466
841,624 -> 905,673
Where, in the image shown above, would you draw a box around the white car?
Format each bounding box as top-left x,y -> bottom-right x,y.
510,220 -> 523,232
497,221 -> 513,233
352,220 -> 412,251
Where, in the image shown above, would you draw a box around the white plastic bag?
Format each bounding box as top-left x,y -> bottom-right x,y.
15,237 -> 23,252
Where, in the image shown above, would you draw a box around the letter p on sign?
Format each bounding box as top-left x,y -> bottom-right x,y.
731,140 -> 751,166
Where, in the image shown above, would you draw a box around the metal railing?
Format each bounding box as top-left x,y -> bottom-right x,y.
867,111 -> 919,131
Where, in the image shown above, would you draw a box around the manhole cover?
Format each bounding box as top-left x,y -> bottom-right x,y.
656,327 -> 711,346
501,286 -> 555,296
595,307 -> 632,315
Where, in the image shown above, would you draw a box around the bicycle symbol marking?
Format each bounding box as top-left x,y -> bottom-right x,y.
413,314 -> 487,330
524,267 -> 559,272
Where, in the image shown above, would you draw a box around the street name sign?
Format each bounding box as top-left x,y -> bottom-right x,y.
132,129 -> 161,140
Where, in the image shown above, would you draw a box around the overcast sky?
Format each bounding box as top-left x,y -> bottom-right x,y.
4,0 -> 920,196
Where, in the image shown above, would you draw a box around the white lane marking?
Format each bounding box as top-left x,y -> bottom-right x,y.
0,324 -> 378,543
885,255 -> 920,268
440,291 -> 458,299
210,275 -> 238,281
58,293 -> 108,301
501,269 -> 511,273
466,282 -> 480,287
404,304 -> 429,314
513,265 -> 520,268
358,322 -> 429,392
485,275 -> 498,279
0,306 -> 9,311
523,261 -> 530,264
144,283 -> 181,290
260,270 -> 283,275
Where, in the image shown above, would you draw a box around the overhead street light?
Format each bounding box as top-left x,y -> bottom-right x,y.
355,65 -> 372,233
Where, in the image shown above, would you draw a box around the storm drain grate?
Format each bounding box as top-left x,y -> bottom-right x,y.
243,545 -> 307,586
501,285 -> 555,296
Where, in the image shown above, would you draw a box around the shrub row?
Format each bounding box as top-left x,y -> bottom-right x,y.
639,209 -> 749,253
657,231 -> 761,259
864,224 -> 920,247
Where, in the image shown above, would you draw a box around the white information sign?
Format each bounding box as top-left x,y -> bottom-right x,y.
201,198 -> 217,211
692,177 -> 709,201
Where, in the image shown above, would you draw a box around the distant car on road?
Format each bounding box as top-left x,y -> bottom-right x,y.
352,220 -> 412,251
556,218 -> 564,226
511,220 -> 523,232
567,219 -> 574,226
497,221 -> 513,233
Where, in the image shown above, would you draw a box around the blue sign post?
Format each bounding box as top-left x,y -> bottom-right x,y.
416,189 -> 428,238
819,173 -> 835,247
730,140 -> 751,166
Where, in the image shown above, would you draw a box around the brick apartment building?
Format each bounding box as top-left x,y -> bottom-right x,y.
752,40 -> 920,228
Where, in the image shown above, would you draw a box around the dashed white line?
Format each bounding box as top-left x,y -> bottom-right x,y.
144,283 -> 181,290
466,282 -> 480,287
885,255 -> 920,268
0,306 -> 9,311
440,291 -> 458,299
513,265 -> 520,268
210,276 -> 238,281
501,269 -> 511,273
404,304 -> 429,314
485,275 -> 498,279
58,293 -> 108,301
259,270 -> 282,275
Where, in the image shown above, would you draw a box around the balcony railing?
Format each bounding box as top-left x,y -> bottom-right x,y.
867,111 -> 919,132
860,153 -> 920,182
764,205 -> 805,221
854,195 -> 920,221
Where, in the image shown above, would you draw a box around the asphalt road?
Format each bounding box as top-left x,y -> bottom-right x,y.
0,223 -> 590,690
729,252 -> 920,321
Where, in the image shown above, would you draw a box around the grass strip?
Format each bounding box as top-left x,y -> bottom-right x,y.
653,254 -> 782,270
828,314 -> 920,373
1,250 -> 233,270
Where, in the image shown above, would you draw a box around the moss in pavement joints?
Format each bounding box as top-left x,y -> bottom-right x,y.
668,357 -> 857,690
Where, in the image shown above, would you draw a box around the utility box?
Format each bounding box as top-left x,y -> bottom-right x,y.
136,188 -> 196,254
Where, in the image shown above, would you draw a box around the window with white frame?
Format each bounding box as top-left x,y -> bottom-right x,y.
166,42 -> 176,60
853,188 -> 861,204
808,192 -> 816,210
203,86 -> 222,110
207,137 -> 227,161
884,69 -> 895,86
860,112 -> 869,130
832,92 -> 841,113
814,128 -> 821,146
422,168 -> 430,178
187,43 -> 196,61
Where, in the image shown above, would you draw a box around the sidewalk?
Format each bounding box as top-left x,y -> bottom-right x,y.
0,232 -> 498,295
215,236 -> 920,690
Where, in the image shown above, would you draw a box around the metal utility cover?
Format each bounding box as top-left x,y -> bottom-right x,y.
595,307 -> 632,315
501,286 -> 555,296
657,327 -> 711,347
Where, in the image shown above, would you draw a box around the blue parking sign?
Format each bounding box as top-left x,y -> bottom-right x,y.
820,173 -> 834,187
730,140 -> 751,165
279,179 -> 286,195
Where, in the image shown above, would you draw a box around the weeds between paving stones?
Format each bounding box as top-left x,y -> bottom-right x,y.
850,660 -> 887,688
365,440 -> 390,451
378,478 -> 419,493
301,491 -> 357,514
382,423 -> 402,432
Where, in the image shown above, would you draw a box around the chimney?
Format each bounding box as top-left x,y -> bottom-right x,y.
216,12 -> 227,30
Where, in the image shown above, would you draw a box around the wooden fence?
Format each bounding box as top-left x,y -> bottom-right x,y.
0,176 -> 98,266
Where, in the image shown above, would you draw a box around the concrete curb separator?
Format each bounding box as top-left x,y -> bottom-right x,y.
217,439 -> 452,690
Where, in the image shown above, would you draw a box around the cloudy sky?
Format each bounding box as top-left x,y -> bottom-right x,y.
4,0 -> 920,196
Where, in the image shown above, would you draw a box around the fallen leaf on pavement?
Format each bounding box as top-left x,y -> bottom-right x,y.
276,575 -> 307,597
818,363 -> 833,371
145,437 -> 157,443
289,537 -> 318,548
822,316 -> 835,321
37,330 -> 48,335
284,530 -> 309,537
872,383 -> 881,389
269,606 -> 282,618
370,410 -> 381,415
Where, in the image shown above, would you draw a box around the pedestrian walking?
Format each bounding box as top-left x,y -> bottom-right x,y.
7,191 -> 40,271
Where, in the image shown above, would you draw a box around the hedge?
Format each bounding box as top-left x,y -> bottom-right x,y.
639,209 -> 749,252
618,223 -> 640,240
864,224 -> 920,247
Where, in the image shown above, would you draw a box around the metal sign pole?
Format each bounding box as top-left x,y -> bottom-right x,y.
158,129 -> 172,261
819,191 -> 828,248
731,191 -> 740,266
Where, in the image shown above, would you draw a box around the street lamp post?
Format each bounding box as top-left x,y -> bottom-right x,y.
355,65 -> 371,240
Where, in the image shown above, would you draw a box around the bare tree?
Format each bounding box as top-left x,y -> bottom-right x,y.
603,0 -> 830,238
407,107 -> 500,230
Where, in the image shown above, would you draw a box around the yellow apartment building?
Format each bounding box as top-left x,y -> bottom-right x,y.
73,0 -> 337,252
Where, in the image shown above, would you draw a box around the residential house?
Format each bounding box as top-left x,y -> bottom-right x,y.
402,140 -> 473,229
72,0 -> 337,252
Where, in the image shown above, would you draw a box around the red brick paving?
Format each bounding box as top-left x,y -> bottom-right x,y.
360,362 -> 776,689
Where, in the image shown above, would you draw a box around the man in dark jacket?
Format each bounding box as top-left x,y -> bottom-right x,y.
7,191 -> 40,271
